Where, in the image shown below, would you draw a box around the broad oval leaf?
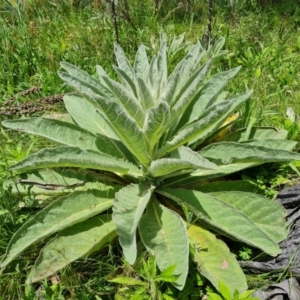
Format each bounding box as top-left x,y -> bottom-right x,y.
0,189 -> 117,271
138,199 -> 189,290
210,191 -> 287,243
188,224 -> 248,294
157,188 -> 282,256
27,215 -> 117,283
112,183 -> 155,264
8,146 -> 142,177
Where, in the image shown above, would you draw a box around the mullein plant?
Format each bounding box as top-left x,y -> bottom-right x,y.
1,33 -> 298,293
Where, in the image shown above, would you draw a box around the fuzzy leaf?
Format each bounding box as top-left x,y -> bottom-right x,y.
114,43 -> 135,81
210,191 -> 287,243
188,224 -> 247,294
4,168 -> 121,197
134,44 -> 150,80
2,117 -> 116,155
8,146 -> 142,177
156,91 -> 252,157
188,67 -> 241,122
139,199 -> 189,290
27,215 -> 117,283
200,141 -> 300,164
88,98 -> 151,166
113,183 -> 155,264
143,101 -> 171,156
222,127 -> 288,142
63,94 -> 134,161
0,189 -> 117,271
157,188 -> 282,256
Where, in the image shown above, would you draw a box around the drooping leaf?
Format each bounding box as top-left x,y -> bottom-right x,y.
210,191 -> 287,243
240,139 -> 297,151
163,162 -> 259,187
149,147 -> 217,178
138,199 -> 189,290
27,215 -> 117,283
63,94 -> 135,162
221,127 -> 288,142
113,183 -> 155,264
8,146 -> 142,177
4,168 -> 122,197
200,141 -> 300,164
0,189 -> 117,271
188,224 -> 247,294
156,91 -> 252,157
157,188 -> 282,256
2,117 -> 117,155
170,146 -> 218,169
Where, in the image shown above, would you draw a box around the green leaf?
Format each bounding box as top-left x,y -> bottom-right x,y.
63,94 -> 135,162
4,168 -> 121,197
9,146 -> 142,177
1,117 -> 117,155
134,44 -> 150,80
157,188 -> 282,256
188,67 -> 241,123
138,199 -> 189,290
143,101 -> 171,156
87,98 -> 151,167
156,91 -> 252,157
219,281 -> 233,300
171,59 -> 212,126
210,191 -> 287,243
222,127 -> 288,142
27,215 -> 117,283
188,224 -> 248,294
0,189 -> 116,271
108,277 -> 146,286
241,139 -> 297,151
100,75 -> 145,127
114,43 -> 135,82
113,183 -> 155,264
149,147 -> 217,178
200,141 -> 300,164
163,162 -> 258,188
137,77 -> 155,110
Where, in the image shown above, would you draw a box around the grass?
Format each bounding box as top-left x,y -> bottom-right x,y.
0,0 -> 300,298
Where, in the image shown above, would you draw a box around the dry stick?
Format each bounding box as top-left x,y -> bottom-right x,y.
121,0 -> 137,31
111,0 -> 120,44
203,0 -> 213,49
